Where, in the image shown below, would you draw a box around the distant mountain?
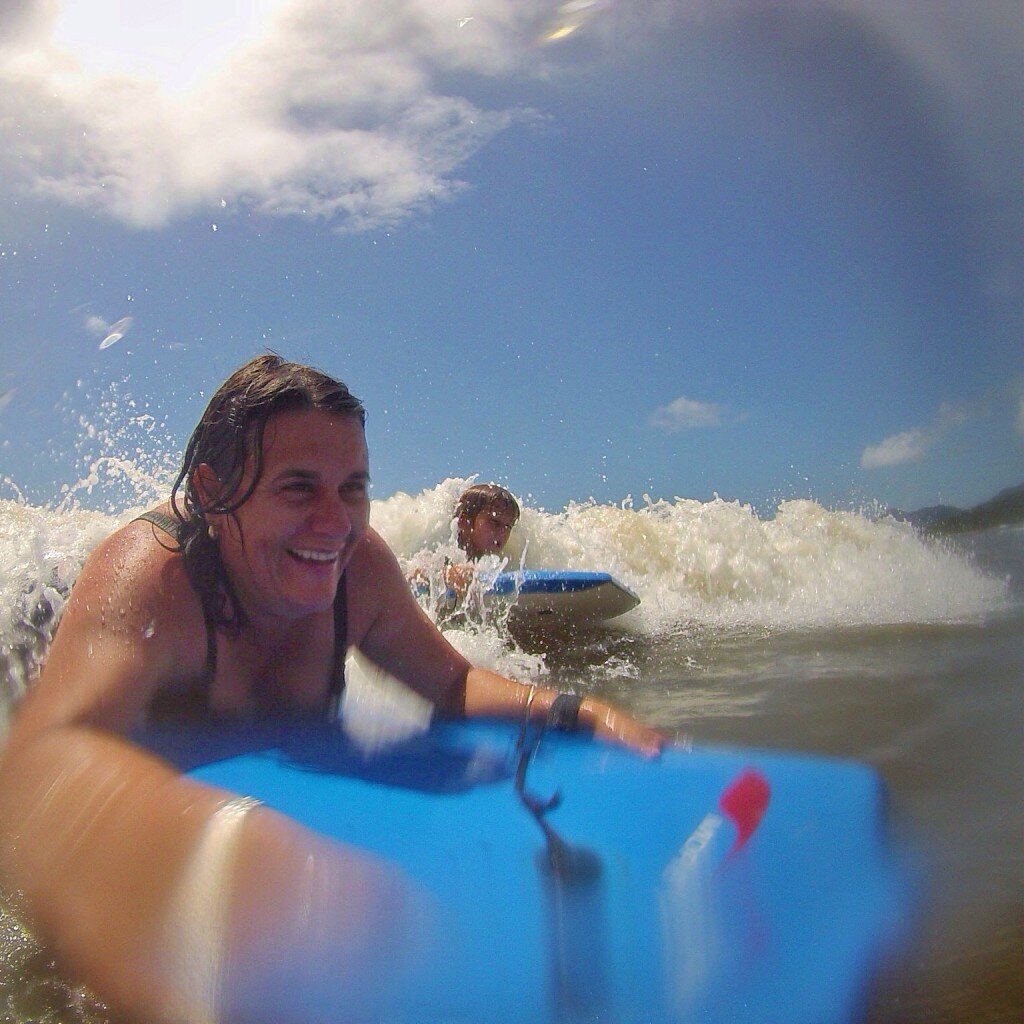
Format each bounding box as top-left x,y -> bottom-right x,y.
904,504 -> 961,530
903,483 -> 1024,534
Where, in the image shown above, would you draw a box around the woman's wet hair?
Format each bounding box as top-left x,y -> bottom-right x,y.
169,353 -> 365,631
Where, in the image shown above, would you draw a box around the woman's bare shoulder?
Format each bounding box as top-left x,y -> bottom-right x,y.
75,514 -> 194,608
57,514 -> 206,668
11,516 -> 207,741
346,528 -> 408,596
343,528 -> 418,635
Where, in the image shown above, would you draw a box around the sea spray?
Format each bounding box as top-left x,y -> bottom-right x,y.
382,485 -> 1008,633
53,378 -> 178,514
0,476 -> 1008,736
0,377 -> 179,720
0,500 -> 119,717
370,476 -> 469,559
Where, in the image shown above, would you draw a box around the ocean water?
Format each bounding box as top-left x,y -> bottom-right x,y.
0,477 -> 1020,1023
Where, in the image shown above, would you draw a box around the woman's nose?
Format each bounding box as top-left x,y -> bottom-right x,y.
310,493 -> 351,536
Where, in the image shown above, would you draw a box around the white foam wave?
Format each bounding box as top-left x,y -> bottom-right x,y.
0,499 -> 125,719
0,479 -> 1008,721
377,483 -> 1009,631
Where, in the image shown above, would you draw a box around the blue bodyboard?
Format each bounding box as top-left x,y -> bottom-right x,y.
143,721 -> 905,1023
486,570 -> 640,623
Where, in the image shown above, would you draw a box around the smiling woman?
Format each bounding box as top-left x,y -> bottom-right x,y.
1,3 -> 1018,1018
0,353 -> 662,1021
207,410 -> 370,626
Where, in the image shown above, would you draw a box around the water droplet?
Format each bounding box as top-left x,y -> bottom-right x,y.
98,316 -> 133,350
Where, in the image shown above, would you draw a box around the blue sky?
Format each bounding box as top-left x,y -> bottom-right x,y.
0,1 -> 1020,514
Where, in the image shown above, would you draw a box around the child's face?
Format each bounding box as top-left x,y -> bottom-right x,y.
463,507 -> 517,558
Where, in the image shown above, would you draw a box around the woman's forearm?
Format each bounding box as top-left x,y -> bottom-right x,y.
459,668 -> 665,756
0,727 -> 425,1023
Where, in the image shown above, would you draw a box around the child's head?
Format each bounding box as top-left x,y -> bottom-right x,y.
455,484 -> 520,559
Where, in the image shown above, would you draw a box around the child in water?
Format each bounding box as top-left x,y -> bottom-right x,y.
409,483 -> 521,605
454,483 -> 520,560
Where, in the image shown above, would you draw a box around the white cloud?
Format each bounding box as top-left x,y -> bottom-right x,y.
859,428 -> 933,469
649,395 -> 726,433
860,386 -> 1024,470
0,1 -> 577,231
3,0 -> 1016,247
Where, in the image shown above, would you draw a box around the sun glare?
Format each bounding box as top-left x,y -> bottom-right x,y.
51,0 -> 287,93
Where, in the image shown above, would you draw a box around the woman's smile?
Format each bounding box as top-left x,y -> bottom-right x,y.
287,547 -> 341,564
212,409 -> 371,622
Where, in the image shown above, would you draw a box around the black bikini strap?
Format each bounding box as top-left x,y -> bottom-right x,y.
326,571 -> 348,721
133,509 -> 218,686
134,509 -> 183,538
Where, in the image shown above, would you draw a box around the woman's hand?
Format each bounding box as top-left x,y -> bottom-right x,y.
580,696 -> 666,758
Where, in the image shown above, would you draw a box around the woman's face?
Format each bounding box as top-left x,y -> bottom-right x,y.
209,408 -> 370,623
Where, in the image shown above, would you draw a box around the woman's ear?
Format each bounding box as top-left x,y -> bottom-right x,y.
192,463 -> 221,509
193,464 -> 228,539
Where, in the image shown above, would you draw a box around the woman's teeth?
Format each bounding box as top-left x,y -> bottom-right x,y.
290,548 -> 337,564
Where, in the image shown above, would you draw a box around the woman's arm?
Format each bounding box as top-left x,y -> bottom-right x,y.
456,667 -> 664,756
0,724 -> 422,1023
352,531 -> 665,756
0,525 -> 424,1022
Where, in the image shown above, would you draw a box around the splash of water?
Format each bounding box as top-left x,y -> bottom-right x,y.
381,483 -> 1009,633
0,376 -> 180,720
0,499 -> 119,726
1,468 -> 1007,732
54,378 -> 179,513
